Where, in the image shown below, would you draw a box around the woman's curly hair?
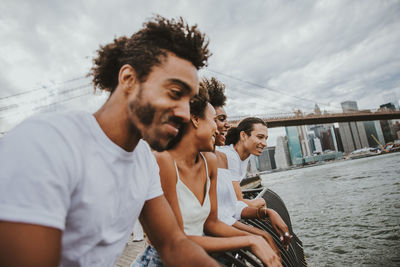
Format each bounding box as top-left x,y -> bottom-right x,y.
90,15 -> 212,93
199,77 -> 226,108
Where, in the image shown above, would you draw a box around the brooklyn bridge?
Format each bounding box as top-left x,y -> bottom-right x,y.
229,109 -> 400,128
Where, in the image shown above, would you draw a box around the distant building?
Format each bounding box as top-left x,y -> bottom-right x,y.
364,121 -> 380,147
274,136 -> 291,169
329,125 -> 339,152
374,121 -> 386,144
380,102 -> 396,110
309,125 -> 324,139
321,129 -> 335,151
333,127 -> 344,152
285,126 -> 303,165
313,137 -> 323,153
310,124 -> 338,152
394,121 -> 400,140
314,103 -> 321,115
298,125 -> 312,157
341,101 -> 358,112
338,101 -> 369,152
382,92 -> 399,110
258,147 -> 276,171
338,122 -> 355,152
308,133 -> 316,152
248,155 -> 259,175
379,103 -> 397,143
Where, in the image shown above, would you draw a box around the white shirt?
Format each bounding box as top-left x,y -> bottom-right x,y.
0,111 -> 163,267
217,144 -> 250,182
216,168 -> 247,225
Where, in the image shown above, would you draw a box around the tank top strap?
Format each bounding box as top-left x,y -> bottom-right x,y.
199,152 -> 209,179
173,160 -> 180,180
174,153 -> 209,181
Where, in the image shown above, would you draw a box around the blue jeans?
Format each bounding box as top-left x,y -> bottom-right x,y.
131,245 -> 163,267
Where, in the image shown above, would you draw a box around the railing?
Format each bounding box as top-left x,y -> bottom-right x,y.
211,188 -> 307,267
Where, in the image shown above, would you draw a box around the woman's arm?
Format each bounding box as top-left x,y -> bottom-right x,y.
154,152 -> 185,231
241,206 -> 291,248
201,153 -> 281,266
140,196 -> 219,267
232,221 -> 280,257
203,153 -> 250,238
232,181 -> 266,208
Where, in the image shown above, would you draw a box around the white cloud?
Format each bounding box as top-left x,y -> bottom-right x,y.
1,0 -> 399,132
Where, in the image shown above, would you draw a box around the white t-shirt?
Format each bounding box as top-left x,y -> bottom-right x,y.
0,111 -> 163,267
217,144 -> 250,182
216,168 -> 247,225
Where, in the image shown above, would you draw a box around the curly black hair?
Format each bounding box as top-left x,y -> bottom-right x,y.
199,77 -> 226,108
90,15 -> 211,93
190,85 -> 209,119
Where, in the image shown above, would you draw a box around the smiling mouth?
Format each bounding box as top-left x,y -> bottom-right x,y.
164,122 -> 180,136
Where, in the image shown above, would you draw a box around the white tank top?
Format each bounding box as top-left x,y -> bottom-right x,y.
174,153 -> 211,236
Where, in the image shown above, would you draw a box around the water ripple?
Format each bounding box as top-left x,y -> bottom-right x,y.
262,153 -> 400,266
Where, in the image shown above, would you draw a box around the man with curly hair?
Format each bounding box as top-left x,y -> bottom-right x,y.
0,16 -> 218,267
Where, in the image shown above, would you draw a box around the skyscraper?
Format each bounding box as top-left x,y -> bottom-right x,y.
285,126 -> 303,165
341,101 -> 358,112
338,101 -> 369,152
379,103 -> 397,143
274,136 -> 291,169
258,147 -> 276,171
364,121 -> 380,147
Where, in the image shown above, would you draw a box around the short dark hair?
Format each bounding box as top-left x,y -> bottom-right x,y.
90,15 -> 211,93
225,117 -> 267,145
200,77 -> 226,108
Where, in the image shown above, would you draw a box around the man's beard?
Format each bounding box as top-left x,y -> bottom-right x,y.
128,86 -> 184,151
130,86 -> 156,126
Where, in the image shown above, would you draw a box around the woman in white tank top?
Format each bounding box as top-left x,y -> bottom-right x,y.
204,77 -> 292,250
133,86 -> 281,267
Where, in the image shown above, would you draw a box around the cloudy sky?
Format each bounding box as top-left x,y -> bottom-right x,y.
1,0 -> 400,142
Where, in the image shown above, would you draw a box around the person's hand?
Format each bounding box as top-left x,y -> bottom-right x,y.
264,209 -> 292,250
251,198 -> 266,208
248,235 -> 282,267
261,233 -> 281,262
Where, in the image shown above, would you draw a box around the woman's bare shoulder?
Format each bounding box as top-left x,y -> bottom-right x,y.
153,151 -> 176,175
203,151 -> 217,163
215,150 -> 228,168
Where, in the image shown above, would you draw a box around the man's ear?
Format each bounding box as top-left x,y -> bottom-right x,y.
240,130 -> 247,140
190,115 -> 199,129
118,64 -> 137,95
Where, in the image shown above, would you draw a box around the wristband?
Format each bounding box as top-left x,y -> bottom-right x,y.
256,207 -> 263,220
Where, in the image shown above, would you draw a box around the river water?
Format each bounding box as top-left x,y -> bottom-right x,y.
260,153 -> 400,267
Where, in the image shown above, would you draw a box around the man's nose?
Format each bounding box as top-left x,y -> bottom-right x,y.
262,139 -> 267,147
225,121 -> 231,129
173,101 -> 190,123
